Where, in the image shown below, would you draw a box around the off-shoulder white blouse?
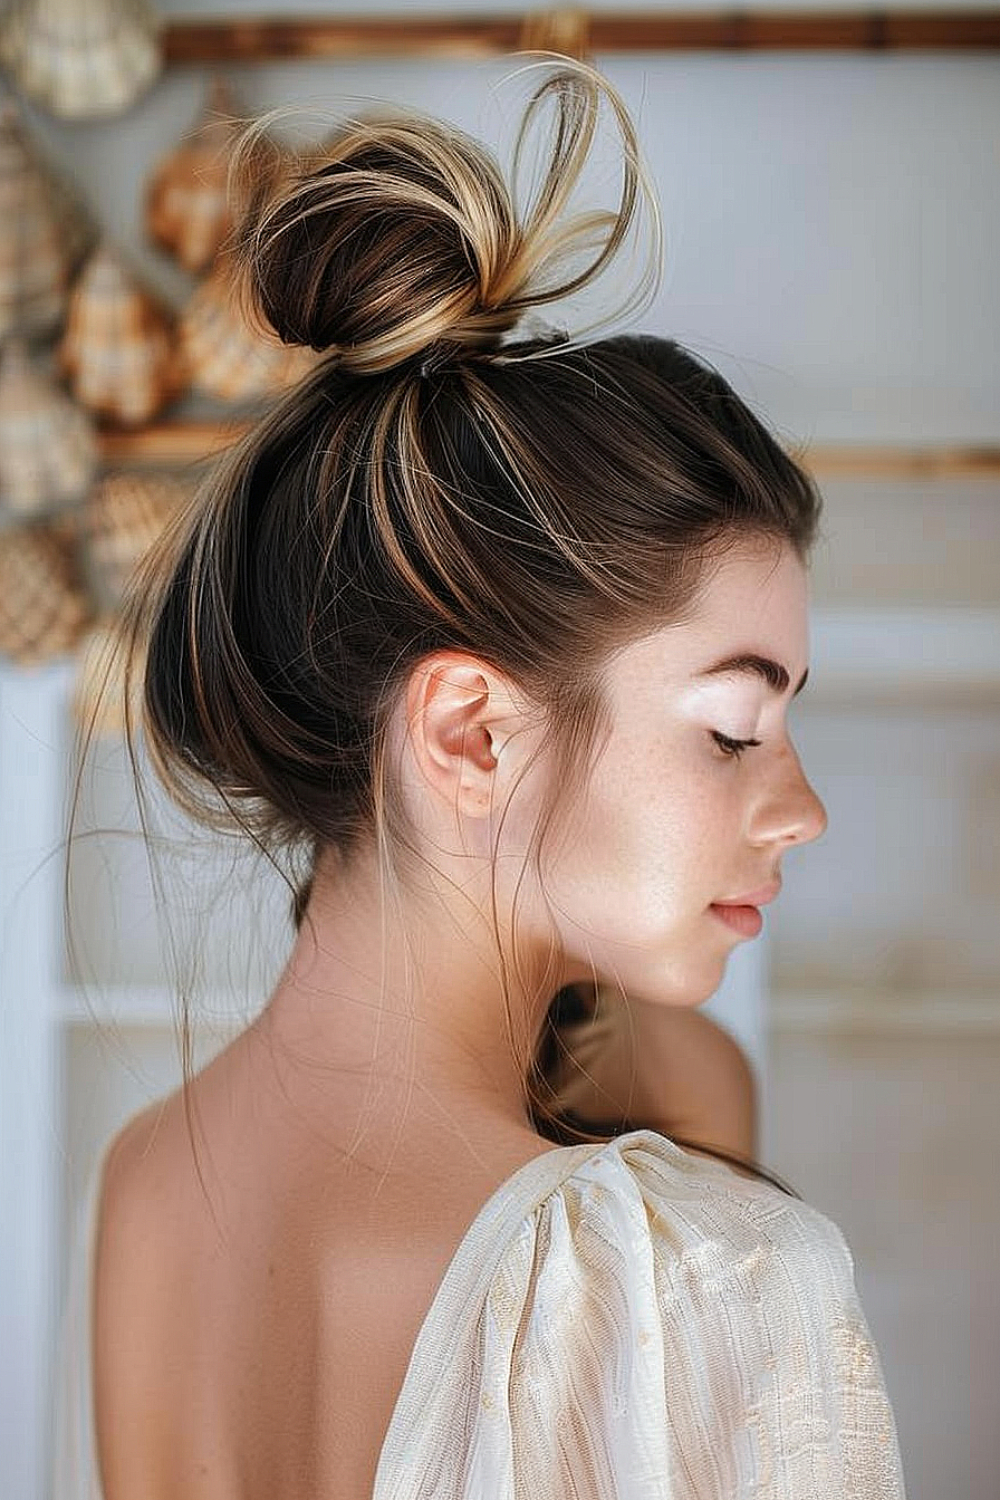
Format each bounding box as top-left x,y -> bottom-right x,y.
52,1128 -> 906,1499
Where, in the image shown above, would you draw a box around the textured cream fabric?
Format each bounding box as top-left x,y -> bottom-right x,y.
53,1129 -> 906,1499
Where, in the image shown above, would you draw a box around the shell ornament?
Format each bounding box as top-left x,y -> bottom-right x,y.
59,242 -> 185,426
0,339 -> 97,518
0,0 -> 162,119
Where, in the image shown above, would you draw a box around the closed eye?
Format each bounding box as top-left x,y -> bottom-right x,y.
711,731 -> 762,760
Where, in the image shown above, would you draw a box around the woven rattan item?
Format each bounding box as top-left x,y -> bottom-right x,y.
0,103 -> 91,341
0,0 -> 161,119
81,470 -> 190,608
146,77 -> 248,276
0,340 -> 97,517
179,261 -> 319,404
0,517 -> 91,664
59,242 -> 185,426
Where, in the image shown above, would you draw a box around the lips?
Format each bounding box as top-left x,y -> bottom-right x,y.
710,903 -> 763,938
708,881 -> 781,940
713,881 -> 781,909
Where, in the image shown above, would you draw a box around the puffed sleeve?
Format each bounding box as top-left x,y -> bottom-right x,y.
51,1160 -> 105,1500
374,1130 -> 907,1499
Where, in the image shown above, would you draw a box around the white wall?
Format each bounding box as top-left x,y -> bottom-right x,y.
0,8 -> 997,1499
18,15 -> 1000,447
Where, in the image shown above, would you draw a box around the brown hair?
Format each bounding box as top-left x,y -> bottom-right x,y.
107,64 -> 817,1195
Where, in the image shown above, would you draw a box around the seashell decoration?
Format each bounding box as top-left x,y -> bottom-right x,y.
59,242 -> 185,427
81,470 -> 190,608
0,519 -> 91,665
0,0 -> 162,120
178,262 -> 319,405
146,77 -> 247,276
0,340 -> 97,518
0,103 -> 92,341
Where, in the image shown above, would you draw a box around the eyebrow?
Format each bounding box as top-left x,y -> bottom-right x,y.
697,653 -> 809,697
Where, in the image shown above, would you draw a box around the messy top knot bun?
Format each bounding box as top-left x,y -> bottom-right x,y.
232,68 -> 648,374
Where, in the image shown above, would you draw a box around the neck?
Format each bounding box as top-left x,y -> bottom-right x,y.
251,841 -> 560,1167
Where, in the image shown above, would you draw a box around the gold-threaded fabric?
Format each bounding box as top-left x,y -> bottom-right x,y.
53,1129 -> 906,1498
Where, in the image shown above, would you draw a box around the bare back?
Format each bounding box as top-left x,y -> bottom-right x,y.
91,1041 -> 559,1500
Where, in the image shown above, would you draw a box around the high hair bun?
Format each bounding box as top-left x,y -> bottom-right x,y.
231,64 -> 652,377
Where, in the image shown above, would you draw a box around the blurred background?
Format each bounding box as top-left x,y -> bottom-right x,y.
0,2 -> 997,1497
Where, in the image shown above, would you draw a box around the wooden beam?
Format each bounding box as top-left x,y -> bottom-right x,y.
99,418 -> 251,466
97,420 -> 1000,479
163,14 -> 523,64
162,9 -> 1000,64
589,9 -> 1000,50
802,444 -> 1000,480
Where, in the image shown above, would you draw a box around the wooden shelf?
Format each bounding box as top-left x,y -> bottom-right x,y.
99,417 -> 251,467
799,444 -> 1000,480
97,420 -> 1000,479
770,987 -> 1000,1033
162,9 -> 1000,63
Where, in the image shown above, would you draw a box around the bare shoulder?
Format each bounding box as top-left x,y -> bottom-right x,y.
547,989 -> 758,1160
91,1094 -> 193,1499
97,1091 -> 194,1269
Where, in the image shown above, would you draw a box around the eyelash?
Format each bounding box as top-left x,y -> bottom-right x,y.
711,731 -> 762,760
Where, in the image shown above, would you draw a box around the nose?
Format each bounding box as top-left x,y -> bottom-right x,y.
749,742 -> 827,851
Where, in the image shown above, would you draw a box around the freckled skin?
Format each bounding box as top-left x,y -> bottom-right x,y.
532,541 -> 827,1007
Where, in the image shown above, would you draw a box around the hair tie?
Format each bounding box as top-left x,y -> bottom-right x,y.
418,343 -> 456,380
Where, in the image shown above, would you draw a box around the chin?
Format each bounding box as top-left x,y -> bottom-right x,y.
613,951 -> 730,1011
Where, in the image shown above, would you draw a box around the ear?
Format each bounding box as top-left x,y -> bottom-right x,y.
404,651 -> 527,817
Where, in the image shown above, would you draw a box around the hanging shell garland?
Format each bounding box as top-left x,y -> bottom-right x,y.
0,104 -> 92,341
0,0 -> 162,120
179,263 -> 319,405
81,470 -> 190,608
146,78 -> 247,276
0,518 -> 91,664
0,340 -> 97,518
59,242 -> 185,427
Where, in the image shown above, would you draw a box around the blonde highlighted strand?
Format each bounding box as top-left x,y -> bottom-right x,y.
229,58 -> 660,376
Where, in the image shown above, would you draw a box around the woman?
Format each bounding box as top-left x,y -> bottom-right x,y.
57,64 -> 906,1499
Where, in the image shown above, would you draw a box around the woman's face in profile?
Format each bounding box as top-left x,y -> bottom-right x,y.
537,539 -> 827,1007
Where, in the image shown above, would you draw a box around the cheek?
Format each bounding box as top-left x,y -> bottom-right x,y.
542,735 -> 723,947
